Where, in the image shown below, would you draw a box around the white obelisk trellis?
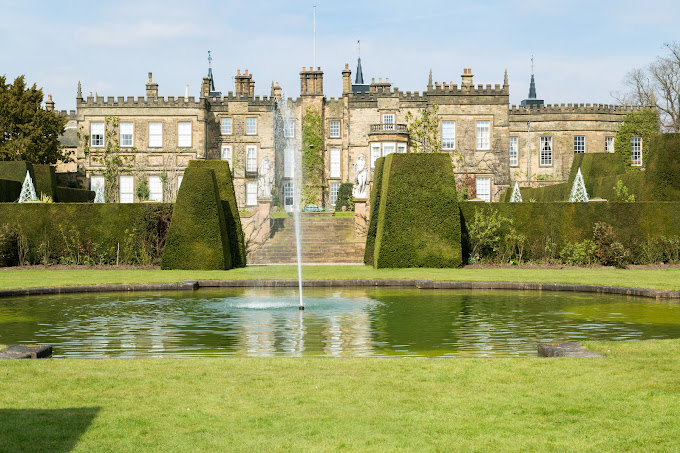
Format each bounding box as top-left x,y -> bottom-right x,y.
569,168 -> 589,202
94,183 -> 105,203
510,181 -> 523,202
18,170 -> 38,202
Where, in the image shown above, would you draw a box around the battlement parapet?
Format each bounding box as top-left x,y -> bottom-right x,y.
57,110 -> 77,119
429,82 -> 509,96
79,95 -> 202,108
509,103 -> 651,114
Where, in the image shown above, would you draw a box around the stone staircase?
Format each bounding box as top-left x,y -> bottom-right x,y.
248,214 -> 366,264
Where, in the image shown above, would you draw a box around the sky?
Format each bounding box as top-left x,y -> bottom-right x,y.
1,0 -> 679,112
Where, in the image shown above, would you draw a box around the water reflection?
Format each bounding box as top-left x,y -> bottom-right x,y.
0,288 -> 679,358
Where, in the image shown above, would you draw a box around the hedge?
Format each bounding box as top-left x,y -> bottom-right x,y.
459,202 -> 680,263
56,186 -> 96,203
185,160 -> 246,267
373,153 -> 462,268
161,166 -> 232,270
0,203 -> 172,266
364,157 -> 385,266
33,164 -> 57,200
646,133 -> 680,201
335,182 -> 354,212
0,180 -> 21,202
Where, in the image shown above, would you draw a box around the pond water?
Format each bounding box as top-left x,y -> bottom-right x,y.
1,288 -> 679,358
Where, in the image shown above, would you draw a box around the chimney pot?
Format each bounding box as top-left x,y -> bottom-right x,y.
386,77 -> 389,83
245,69 -> 248,75
317,67 -> 320,71
345,63 -> 349,69
48,94 -> 52,101
148,72 -> 152,82
303,67 -> 306,71
275,82 -> 279,87
237,69 -> 241,75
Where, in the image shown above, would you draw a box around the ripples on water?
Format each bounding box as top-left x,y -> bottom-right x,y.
1,288 -> 679,358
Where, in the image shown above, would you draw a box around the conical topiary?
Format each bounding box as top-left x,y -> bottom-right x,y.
510,181 -> 523,202
18,170 -> 38,202
94,183 -> 105,203
568,167 -> 589,202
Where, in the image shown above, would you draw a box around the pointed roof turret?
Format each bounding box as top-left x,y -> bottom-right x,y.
355,57 -> 364,84
205,50 -> 221,97
521,56 -> 544,108
351,43 -> 369,95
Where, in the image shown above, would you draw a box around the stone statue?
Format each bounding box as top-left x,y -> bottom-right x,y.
257,155 -> 273,199
352,154 -> 368,199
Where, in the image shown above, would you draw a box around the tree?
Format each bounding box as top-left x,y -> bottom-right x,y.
0,75 -> 68,164
612,42 -> 680,132
405,104 -> 442,153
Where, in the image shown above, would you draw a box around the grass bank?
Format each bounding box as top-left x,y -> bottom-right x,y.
0,340 -> 678,451
2,266 -> 680,291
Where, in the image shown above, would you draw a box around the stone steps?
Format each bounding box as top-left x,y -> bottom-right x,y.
248,216 -> 365,264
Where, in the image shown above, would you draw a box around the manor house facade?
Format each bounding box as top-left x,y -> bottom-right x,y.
68,59 -> 646,206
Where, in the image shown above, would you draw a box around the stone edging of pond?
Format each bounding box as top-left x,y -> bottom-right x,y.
1,279 -> 679,299
0,344 -> 52,359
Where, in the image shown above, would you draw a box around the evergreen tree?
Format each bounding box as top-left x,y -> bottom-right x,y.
569,168 -> 589,202
0,75 -> 68,164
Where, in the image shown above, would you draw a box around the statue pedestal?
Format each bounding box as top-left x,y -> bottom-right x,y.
353,197 -> 368,237
255,198 -> 272,243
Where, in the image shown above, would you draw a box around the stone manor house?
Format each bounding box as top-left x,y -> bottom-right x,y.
60,58 -> 647,206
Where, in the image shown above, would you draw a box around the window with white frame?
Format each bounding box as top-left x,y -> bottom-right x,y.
178,122 -> 191,147
90,174 -> 104,192
397,143 -> 406,153
284,147 -> 293,178
330,148 -> 341,178
442,121 -> 455,150
221,145 -> 232,169
476,121 -> 490,150
148,175 -> 163,202
246,145 -> 257,172
383,143 -> 395,156
540,136 -> 553,166
574,135 -> 585,153
91,122 -> 104,147
221,117 -> 232,135
148,122 -> 162,147
371,144 -> 381,168
382,113 -> 394,131
631,136 -> 642,166
284,120 -> 295,138
329,120 -> 341,138
119,175 -> 134,203
246,117 -> 257,135
476,177 -> 491,202
509,136 -> 518,167
330,182 -> 340,206
605,136 -> 614,153
246,181 -> 257,206
120,122 -> 133,147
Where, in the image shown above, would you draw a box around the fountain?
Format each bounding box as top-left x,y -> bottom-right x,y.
276,94 -> 304,310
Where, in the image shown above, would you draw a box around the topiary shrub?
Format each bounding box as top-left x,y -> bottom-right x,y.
55,186 -> 95,203
0,161 -> 36,185
645,133 -> 680,201
161,166 -> 231,270
335,182 -> 354,212
364,157 -> 385,266
185,160 -> 246,267
373,153 -> 462,268
32,164 -> 57,201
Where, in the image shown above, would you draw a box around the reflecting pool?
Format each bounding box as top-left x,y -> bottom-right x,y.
1,288 -> 679,358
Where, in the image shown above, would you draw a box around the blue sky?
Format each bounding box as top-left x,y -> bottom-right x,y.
1,0 -> 678,111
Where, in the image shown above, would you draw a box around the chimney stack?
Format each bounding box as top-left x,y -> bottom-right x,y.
45,94 -> 55,112
146,72 -> 159,98
342,63 -> 351,95
461,68 -> 474,87
185,84 -> 189,102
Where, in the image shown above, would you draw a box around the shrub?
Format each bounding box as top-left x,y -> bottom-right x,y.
0,179 -> 21,202
0,161 -> 36,185
32,164 -> 57,200
335,182 -> 354,212
185,160 -> 246,267
373,153 -> 461,268
645,133 -> 680,201
161,166 -> 231,270
135,178 -> 150,201
467,208 -> 512,262
55,187 -> 95,203
559,240 -> 597,266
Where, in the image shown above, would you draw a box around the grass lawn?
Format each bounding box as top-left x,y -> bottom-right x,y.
0,340 -> 677,451
2,266 -> 680,291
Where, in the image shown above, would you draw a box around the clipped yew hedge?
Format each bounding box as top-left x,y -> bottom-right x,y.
0,161 -> 36,185
55,186 -> 95,202
161,166 -> 231,270
335,182 -> 354,212
373,153 -> 462,268
0,180 -> 21,202
364,157 -> 385,266
646,133 -> 680,201
33,164 -> 57,200
183,160 -> 246,267
0,203 -> 172,266
459,202 -> 680,262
